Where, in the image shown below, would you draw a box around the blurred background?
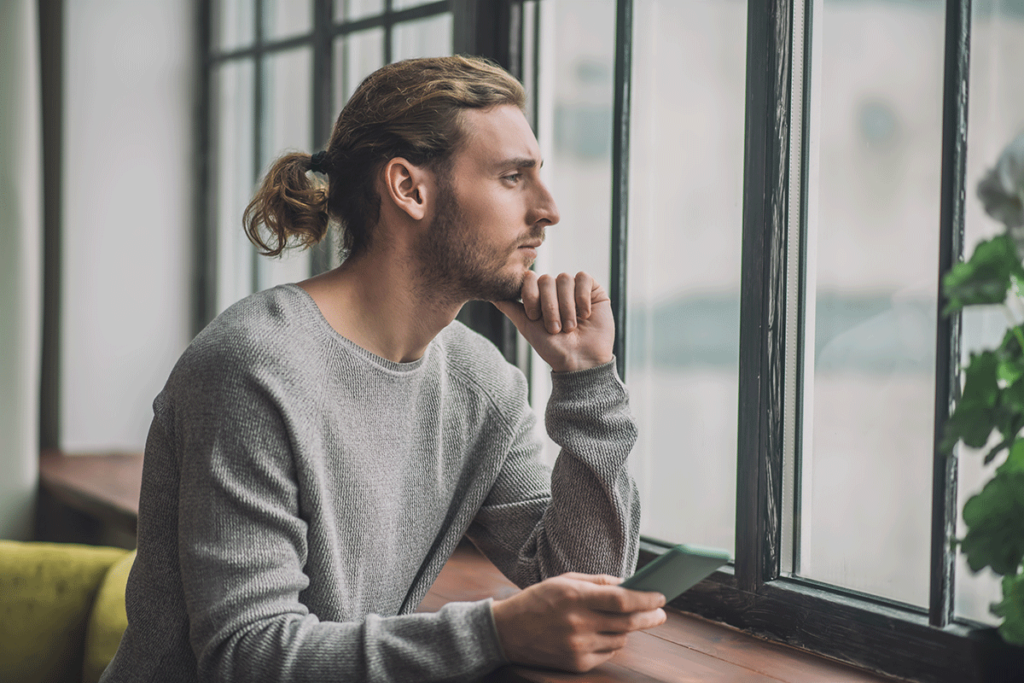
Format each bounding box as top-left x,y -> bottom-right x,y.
2,0 -> 1023,635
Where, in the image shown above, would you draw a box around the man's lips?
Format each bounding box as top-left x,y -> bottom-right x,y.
518,242 -> 541,258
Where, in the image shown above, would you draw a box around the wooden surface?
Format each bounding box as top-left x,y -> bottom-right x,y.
39,452 -> 902,682
39,450 -> 143,535
423,544 -> 901,683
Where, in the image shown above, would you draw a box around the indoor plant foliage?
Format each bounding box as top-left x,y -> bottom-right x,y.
943,131 -> 1024,647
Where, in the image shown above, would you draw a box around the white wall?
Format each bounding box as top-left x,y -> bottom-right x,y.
61,0 -> 195,452
0,0 -> 42,540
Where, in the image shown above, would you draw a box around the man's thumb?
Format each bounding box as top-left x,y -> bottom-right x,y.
492,300 -> 529,332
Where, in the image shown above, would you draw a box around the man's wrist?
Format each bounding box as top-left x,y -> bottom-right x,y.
549,354 -> 614,374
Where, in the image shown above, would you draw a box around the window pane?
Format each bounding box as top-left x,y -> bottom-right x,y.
393,0 -> 436,9
214,60 -> 255,313
625,0 -> 746,551
257,48 -> 313,291
530,0 -> 616,464
215,0 -> 255,52
264,0 -> 312,42
335,0 -> 384,22
392,13 -> 453,61
334,29 -> 385,112
955,2 -> 1024,627
798,0 -> 945,606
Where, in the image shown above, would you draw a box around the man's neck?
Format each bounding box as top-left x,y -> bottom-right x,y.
297,249 -> 464,364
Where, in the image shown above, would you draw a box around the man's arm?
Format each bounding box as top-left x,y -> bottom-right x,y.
482,272 -> 665,672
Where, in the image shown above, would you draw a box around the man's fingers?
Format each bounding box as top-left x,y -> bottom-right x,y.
585,585 -> 666,613
557,273 -> 577,331
521,271 -> 541,321
565,573 -> 623,586
575,272 -> 594,319
596,608 -> 668,634
537,275 -> 561,334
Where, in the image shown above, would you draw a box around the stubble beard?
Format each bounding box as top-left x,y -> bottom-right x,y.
415,178 -> 532,305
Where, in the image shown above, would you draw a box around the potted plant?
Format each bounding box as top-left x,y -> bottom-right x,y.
942,131 -> 1024,681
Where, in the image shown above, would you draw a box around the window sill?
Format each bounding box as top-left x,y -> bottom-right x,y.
39,452 -> 901,682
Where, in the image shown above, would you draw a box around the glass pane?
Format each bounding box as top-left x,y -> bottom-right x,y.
393,0 -> 435,9
264,0 -> 312,42
334,29 -> 385,112
214,60 -> 256,313
335,0 -> 383,22
257,48 -> 313,290
392,13 -> 453,62
216,0 -> 255,52
798,0 -> 945,606
955,1 -> 1024,626
529,0 -> 616,464
625,0 -> 746,551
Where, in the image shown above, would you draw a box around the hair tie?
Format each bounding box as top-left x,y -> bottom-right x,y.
310,150 -> 328,174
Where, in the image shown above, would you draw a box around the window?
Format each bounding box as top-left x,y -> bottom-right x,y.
199,1 -> 1019,680
201,0 -> 457,321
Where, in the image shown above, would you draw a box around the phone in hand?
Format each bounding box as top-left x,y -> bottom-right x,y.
620,544 -> 731,602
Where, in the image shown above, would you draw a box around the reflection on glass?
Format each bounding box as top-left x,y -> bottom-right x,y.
625,0 -> 746,551
956,2 -> 1024,626
529,0 -> 615,464
799,0 -> 945,606
216,0 -> 255,52
215,61 -> 255,313
264,0 -> 312,42
335,0 -> 383,22
257,48 -> 313,291
334,29 -> 385,112
392,13 -> 453,62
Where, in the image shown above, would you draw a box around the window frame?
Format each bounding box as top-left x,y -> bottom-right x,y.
195,1 -> 987,681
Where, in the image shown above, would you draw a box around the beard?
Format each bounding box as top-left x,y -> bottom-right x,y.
415,176 -> 541,304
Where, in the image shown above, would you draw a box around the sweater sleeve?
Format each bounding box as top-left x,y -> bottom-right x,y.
466,359 -> 641,587
169,358 -> 506,683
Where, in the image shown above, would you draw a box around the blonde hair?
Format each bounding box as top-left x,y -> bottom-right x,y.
243,55 -> 526,260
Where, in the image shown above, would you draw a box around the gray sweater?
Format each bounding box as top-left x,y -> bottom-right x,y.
101,284 -> 640,683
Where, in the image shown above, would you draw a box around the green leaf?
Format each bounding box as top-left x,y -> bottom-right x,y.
992,573 -> 1024,647
998,357 -> 1024,386
961,470 -> 1024,575
944,351 -> 1002,451
943,234 -> 1024,314
998,440 -> 1024,475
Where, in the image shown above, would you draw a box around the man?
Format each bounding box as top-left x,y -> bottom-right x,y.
101,55 -> 665,683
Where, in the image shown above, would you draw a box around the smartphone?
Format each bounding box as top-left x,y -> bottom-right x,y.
620,544 -> 731,602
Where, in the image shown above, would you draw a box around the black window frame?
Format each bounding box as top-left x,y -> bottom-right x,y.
195,1 -> 987,681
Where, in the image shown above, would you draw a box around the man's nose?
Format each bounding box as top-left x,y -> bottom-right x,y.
533,181 -> 560,227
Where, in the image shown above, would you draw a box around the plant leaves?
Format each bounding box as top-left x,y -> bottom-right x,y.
943,351 -> 1001,452
961,470 -> 1024,576
998,440 -> 1024,475
943,234 -> 1024,314
992,573 -> 1024,647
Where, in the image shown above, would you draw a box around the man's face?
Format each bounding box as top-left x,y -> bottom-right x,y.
415,105 -> 559,303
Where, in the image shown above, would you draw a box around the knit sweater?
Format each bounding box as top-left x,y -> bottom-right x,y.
100,284 -> 640,683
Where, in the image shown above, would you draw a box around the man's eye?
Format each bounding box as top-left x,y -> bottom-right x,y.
503,173 -> 522,184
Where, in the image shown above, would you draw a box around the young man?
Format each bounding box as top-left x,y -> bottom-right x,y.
101,56 -> 665,683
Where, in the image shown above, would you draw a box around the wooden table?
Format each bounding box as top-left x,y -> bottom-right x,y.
38,451 -> 900,682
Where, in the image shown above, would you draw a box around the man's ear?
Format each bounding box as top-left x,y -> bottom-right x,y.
383,157 -> 431,222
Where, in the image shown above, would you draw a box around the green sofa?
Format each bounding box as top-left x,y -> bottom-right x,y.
0,540 -> 135,683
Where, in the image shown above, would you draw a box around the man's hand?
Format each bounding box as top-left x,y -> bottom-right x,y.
493,271 -> 614,373
490,573 -> 667,673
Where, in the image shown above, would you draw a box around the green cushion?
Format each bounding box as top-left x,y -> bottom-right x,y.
0,540 -> 129,683
81,549 -> 135,683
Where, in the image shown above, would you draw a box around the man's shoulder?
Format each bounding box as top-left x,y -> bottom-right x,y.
171,286 -> 324,387
436,320 -> 529,406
